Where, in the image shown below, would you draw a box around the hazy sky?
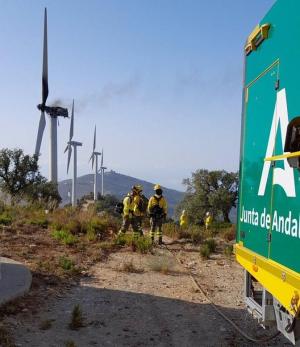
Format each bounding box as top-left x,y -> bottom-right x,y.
0,0 -> 275,190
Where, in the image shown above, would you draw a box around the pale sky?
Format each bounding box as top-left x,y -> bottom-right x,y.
0,0 -> 275,190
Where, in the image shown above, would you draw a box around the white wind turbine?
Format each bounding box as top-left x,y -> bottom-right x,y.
100,149 -> 107,196
35,8 -> 68,183
89,126 -> 101,201
65,101 -> 82,207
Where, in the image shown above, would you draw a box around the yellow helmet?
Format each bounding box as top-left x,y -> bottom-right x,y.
132,184 -> 143,192
154,184 -> 161,190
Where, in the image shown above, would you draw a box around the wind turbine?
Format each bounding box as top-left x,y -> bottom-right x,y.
65,100 -> 82,207
100,149 -> 107,196
89,126 -> 101,201
35,8 -> 68,183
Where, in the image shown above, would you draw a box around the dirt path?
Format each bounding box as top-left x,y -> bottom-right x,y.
3,244 -> 290,347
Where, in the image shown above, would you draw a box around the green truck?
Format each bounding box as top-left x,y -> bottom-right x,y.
236,0 -> 300,344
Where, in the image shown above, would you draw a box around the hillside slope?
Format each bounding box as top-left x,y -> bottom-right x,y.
59,170 -> 184,217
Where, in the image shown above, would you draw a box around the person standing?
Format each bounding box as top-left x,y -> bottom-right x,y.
148,184 -> 168,245
118,185 -> 144,238
180,210 -> 188,228
205,211 -> 212,230
133,185 -> 148,236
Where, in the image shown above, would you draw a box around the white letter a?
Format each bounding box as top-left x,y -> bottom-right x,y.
258,89 -> 296,197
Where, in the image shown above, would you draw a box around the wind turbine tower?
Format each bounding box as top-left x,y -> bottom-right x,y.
89,126 -> 101,201
35,8 -> 68,183
100,149 -> 107,196
65,101 -> 82,207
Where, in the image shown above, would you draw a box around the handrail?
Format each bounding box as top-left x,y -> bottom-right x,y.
264,151 -> 300,162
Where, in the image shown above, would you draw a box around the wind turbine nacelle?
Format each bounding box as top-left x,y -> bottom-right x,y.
37,104 -> 69,118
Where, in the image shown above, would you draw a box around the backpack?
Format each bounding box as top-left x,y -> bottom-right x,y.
115,195 -> 133,214
137,194 -> 149,213
149,196 -> 164,217
115,202 -> 124,214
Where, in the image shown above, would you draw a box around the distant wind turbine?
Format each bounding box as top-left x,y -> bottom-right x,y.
35,8 -> 68,183
100,149 -> 107,196
65,100 -> 82,207
89,126 -> 101,201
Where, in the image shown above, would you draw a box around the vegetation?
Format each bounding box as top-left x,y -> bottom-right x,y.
0,148 -> 61,207
69,304 -> 84,330
200,244 -> 211,259
148,256 -> 176,275
119,259 -> 144,273
176,169 -> 238,223
114,233 -> 153,253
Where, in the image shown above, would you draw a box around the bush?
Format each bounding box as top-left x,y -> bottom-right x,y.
134,237 -> 153,254
163,222 -> 181,239
114,234 -> 152,253
148,256 -> 175,274
205,238 -> 217,253
51,229 -> 77,246
200,244 -> 211,259
59,256 -> 75,271
188,226 -> 203,244
222,225 -> 236,242
0,213 -> 12,226
224,244 -> 233,257
27,216 -> 48,228
69,304 -> 84,330
119,259 -> 144,273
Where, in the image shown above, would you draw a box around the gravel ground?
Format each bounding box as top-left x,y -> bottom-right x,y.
1,242 -> 292,347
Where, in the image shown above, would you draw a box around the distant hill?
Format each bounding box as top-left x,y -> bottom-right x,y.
58,170 -> 184,217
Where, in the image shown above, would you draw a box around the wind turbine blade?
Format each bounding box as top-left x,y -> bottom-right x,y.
101,148 -> 103,167
93,125 -> 96,151
42,8 -> 49,105
64,144 -> 69,153
35,111 -> 46,156
69,99 -> 74,141
92,154 -> 95,169
67,146 -> 72,173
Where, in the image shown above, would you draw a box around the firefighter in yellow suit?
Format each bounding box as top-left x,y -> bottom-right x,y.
148,184 -> 168,245
180,210 -> 188,228
118,185 -> 144,238
205,211 -> 212,230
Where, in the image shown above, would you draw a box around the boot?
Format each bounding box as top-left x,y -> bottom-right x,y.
158,236 -> 163,245
151,236 -> 154,244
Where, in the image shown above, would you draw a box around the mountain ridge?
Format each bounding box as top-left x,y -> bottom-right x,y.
58,170 -> 184,217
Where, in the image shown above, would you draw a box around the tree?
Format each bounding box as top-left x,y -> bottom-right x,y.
26,180 -> 62,209
0,148 -> 61,206
176,169 -> 238,223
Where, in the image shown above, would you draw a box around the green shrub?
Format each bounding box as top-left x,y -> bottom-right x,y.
28,217 -> 48,228
200,244 -> 211,259
65,219 -> 82,234
188,226 -> 203,244
59,256 -> 75,271
205,238 -> 217,252
69,304 -> 84,330
51,229 -> 77,246
224,244 -> 233,257
133,237 -> 153,254
0,213 -> 12,225
114,233 -> 131,246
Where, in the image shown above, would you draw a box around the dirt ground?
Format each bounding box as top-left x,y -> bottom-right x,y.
0,237 -> 291,347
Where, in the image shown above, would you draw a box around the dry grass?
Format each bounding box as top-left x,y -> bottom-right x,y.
118,259 -> 144,273
0,325 -> 15,347
147,256 -> 176,275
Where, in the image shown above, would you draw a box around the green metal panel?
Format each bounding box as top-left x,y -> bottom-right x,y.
238,0 -> 300,272
238,63 -> 278,257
